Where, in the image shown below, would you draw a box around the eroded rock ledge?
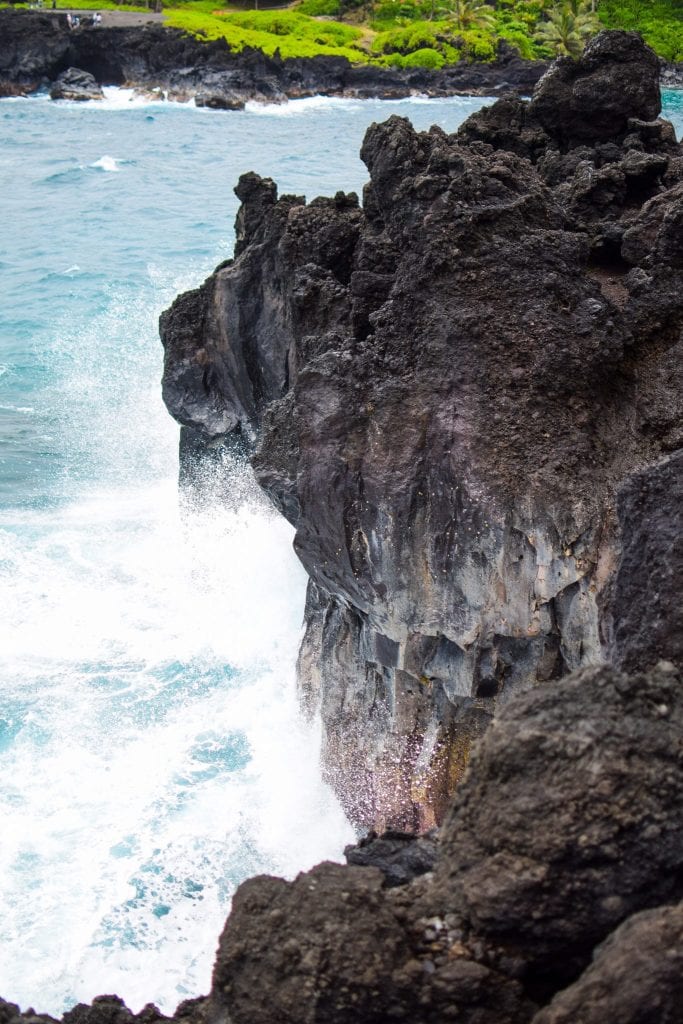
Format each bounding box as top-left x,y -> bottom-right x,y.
160,30 -> 683,830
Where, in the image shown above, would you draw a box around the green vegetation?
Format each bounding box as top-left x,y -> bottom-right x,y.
534,0 -> 600,57
6,0 -> 681,68
598,0 -> 683,60
165,7 -> 366,59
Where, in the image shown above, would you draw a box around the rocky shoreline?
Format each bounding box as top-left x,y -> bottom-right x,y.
2,27 -> 683,1024
1,10 -> 682,108
2,661 -> 682,1024
0,9 -> 553,106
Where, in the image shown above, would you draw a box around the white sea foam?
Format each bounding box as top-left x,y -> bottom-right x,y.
91,155 -> 122,172
0,257 -> 353,1015
245,94 -> 365,116
99,87 -> 167,110
0,469 -> 353,1015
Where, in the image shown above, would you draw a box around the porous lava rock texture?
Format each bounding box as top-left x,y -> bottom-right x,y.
531,901 -> 683,1024
160,30 -> 683,830
429,662 -> 683,991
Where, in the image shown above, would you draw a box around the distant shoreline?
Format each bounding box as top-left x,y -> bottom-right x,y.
0,8 -> 553,107
1,9 -> 681,109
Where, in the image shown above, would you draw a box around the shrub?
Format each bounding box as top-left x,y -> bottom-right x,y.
401,45 -> 445,66
228,10 -> 359,42
371,21 -> 458,61
297,0 -> 342,15
165,9 -> 365,60
371,23 -> 439,52
457,26 -> 496,60
497,26 -> 537,59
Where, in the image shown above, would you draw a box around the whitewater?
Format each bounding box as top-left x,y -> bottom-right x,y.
1,89 -> 681,1016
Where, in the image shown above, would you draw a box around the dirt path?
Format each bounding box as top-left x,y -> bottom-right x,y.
56,9 -> 164,27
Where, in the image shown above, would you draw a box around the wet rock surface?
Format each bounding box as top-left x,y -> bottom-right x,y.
0,9 -> 549,103
160,30 -> 683,830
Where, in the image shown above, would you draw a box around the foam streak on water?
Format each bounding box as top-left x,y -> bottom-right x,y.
1,89 -> 681,1016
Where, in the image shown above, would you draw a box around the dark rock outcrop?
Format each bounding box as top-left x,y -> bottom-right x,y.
606,450 -> 683,672
160,30 -> 683,830
532,901 -> 683,1024
344,828 -> 438,887
3,663 -> 683,1022
49,66 -> 103,101
0,9 -> 550,104
528,30 -> 661,143
430,661 -> 683,991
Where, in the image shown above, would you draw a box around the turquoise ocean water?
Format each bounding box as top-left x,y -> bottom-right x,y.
1,88 -> 681,1015
0,89 -> 497,1015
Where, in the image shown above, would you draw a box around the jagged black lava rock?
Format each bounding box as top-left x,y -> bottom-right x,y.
344,829 -> 438,887
160,31 -> 683,831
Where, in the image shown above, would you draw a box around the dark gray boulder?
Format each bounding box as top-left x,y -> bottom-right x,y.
50,66 -> 103,101
344,828 -> 438,887
431,663 -> 683,990
529,31 -> 661,144
208,861 -> 533,1024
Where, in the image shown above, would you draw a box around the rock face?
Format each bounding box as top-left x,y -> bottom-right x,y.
160,30 -> 683,830
0,9 -> 549,104
430,662 -> 683,991
606,450 -> 683,672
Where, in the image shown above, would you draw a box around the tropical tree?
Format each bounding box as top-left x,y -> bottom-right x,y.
439,0 -> 496,30
534,0 -> 600,56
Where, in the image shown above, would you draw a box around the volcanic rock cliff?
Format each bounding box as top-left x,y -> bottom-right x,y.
2,31 -> 683,1024
0,8 -> 548,105
160,30 -> 683,831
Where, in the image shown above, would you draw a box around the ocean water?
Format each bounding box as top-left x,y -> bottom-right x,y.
0,90 -> 503,1016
